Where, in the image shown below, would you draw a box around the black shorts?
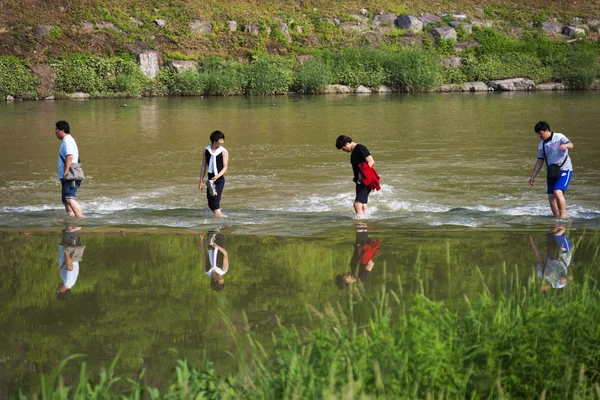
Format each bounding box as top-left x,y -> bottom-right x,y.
355,182 -> 371,204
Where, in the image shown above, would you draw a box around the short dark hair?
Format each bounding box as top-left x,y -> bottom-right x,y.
336,135 -> 352,150
210,130 -> 225,143
56,120 -> 70,134
210,279 -> 225,291
56,289 -> 71,301
534,121 -> 550,133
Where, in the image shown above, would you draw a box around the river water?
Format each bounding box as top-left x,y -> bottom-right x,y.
1,92 -> 599,394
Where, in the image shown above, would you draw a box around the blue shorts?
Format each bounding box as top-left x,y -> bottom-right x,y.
546,170 -> 572,194
61,180 -> 81,204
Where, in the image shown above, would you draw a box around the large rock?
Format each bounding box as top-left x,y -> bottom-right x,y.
563,25 -> 585,38
323,85 -> 352,94
34,25 -> 54,36
245,22 -> 260,35
536,82 -> 567,91
441,56 -> 461,68
190,20 -> 212,35
456,41 -> 479,52
154,19 -> 167,28
228,20 -> 238,32
66,92 -> 90,99
449,21 -> 473,34
542,21 -> 563,35
435,84 -> 460,92
419,13 -> 441,26
431,26 -> 457,40
488,78 -> 535,91
137,51 -> 160,79
462,82 -> 490,92
166,60 -> 198,73
395,15 -> 423,32
355,85 -> 372,94
374,85 -> 392,93
277,22 -> 292,42
372,13 -> 398,26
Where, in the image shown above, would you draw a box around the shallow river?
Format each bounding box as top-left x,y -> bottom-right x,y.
1,92 -> 599,394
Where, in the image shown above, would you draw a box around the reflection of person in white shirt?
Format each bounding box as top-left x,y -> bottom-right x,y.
529,224 -> 573,291
200,232 -> 229,291
56,245 -> 80,301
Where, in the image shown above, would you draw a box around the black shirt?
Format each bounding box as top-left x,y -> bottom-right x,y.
350,144 -> 371,182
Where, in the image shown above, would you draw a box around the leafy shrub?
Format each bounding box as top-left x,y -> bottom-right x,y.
171,70 -> 206,95
439,67 -> 468,84
323,47 -> 386,88
0,56 -> 38,97
199,57 -> 247,96
473,28 -> 517,54
295,59 -> 332,93
246,57 -> 294,95
460,52 -> 552,82
142,67 -> 174,97
382,49 -> 440,92
556,47 -> 600,89
52,54 -> 146,95
435,38 -> 456,56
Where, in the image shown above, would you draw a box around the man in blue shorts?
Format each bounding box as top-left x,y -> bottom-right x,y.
55,120 -> 85,218
529,121 -> 574,218
336,135 -> 375,217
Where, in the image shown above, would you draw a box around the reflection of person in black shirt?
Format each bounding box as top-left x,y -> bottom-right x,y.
200,231 -> 229,291
56,226 -> 84,300
335,224 -> 381,289
529,224 -> 573,291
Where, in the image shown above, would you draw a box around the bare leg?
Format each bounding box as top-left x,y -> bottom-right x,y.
213,208 -> 223,217
354,202 -> 368,216
64,203 -> 75,217
65,198 -> 85,218
528,236 -> 543,263
547,194 -> 559,217
553,190 -> 568,218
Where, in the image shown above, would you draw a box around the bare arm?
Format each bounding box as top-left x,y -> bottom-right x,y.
212,243 -> 229,272
63,248 -> 74,271
365,155 -> 374,168
529,159 -> 544,187
200,235 -> 208,270
211,149 -> 229,181
198,153 -> 207,190
559,142 -> 574,151
62,155 -> 73,181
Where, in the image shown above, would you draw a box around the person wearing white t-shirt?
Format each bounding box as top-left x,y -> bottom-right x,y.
55,120 -> 85,218
529,121 -> 574,218
200,232 -> 229,291
56,245 -> 80,300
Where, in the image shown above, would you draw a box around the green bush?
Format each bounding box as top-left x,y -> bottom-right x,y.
460,52 -> 552,82
171,70 -> 206,95
52,54 -> 146,95
435,38 -> 456,56
246,57 -> 294,95
557,47 -> 600,89
295,59 -> 332,93
0,56 -> 38,97
142,67 -> 174,97
473,27 -> 518,54
199,57 -> 247,96
323,47 -> 386,88
382,49 -> 440,92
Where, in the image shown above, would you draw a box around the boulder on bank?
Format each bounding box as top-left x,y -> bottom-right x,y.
435,84 -> 460,92
536,82 -> 567,91
66,92 -> 90,99
190,20 -> 212,35
374,85 -> 392,93
542,21 -> 563,35
395,15 -> 423,32
431,26 -> 457,40
355,85 -> 372,94
563,25 -> 585,38
277,22 -> 292,43
462,82 -> 490,92
372,13 -> 398,26
488,78 -> 534,91
138,51 -> 161,79
166,60 -> 198,73
323,85 -> 352,94
34,25 -> 54,36
441,56 -> 461,68
228,21 -> 238,32
419,13 -> 441,26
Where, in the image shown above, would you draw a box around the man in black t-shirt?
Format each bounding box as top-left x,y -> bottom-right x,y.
335,135 -> 375,216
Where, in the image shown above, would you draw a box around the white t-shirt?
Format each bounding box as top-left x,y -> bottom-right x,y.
205,248 -> 227,276
58,245 -> 80,289
537,132 -> 572,171
57,135 -> 80,179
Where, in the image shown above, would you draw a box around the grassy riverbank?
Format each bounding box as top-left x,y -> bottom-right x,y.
13,232 -> 600,399
1,1 -> 600,98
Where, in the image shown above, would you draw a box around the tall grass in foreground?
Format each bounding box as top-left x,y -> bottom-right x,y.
19,235 -> 600,399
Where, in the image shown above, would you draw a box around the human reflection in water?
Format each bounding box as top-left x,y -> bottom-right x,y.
529,224 -> 573,291
335,223 -> 381,289
56,226 -> 85,300
200,230 -> 229,291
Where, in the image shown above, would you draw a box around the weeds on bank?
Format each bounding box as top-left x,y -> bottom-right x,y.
21,232 -> 600,398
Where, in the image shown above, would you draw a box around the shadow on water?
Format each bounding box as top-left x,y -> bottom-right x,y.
0,223 -> 597,394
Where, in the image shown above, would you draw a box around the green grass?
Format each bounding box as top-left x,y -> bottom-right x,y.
18,231 -> 600,399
